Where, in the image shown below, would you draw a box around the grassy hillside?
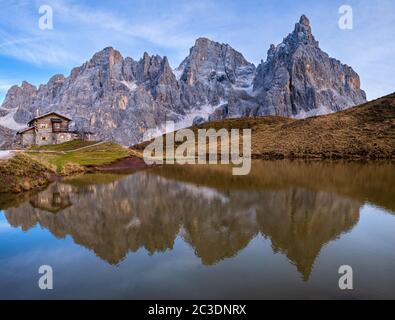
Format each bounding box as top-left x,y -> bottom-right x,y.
0,154 -> 54,193
0,140 -> 133,193
134,93 -> 395,159
26,140 -> 131,174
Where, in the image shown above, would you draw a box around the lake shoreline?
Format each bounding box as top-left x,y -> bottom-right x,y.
0,153 -> 151,195
1,151 -> 394,198
2,92 -> 394,195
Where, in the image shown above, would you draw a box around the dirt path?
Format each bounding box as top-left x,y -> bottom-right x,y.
26,141 -> 108,155
65,141 -> 107,153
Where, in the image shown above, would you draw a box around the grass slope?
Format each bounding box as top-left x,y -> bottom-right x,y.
29,140 -> 98,152
0,154 -> 53,193
0,140 -> 132,193
134,93 -> 395,159
27,140 -> 131,174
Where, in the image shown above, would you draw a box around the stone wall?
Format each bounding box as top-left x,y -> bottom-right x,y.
53,132 -> 79,144
35,131 -> 53,146
21,131 -> 35,148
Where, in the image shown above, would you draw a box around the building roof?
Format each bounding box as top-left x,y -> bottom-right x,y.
17,127 -> 35,134
28,112 -> 72,125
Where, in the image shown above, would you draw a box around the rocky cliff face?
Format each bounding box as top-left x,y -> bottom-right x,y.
0,125 -> 15,149
178,38 -> 255,103
0,15 -> 366,146
2,48 -> 178,145
253,15 -> 366,117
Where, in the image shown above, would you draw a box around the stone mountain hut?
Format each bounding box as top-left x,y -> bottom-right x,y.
17,112 -> 92,148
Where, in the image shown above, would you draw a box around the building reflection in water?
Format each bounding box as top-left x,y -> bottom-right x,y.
29,184 -> 72,213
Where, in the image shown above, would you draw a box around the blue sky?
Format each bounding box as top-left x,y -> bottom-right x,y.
0,0 -> 394,102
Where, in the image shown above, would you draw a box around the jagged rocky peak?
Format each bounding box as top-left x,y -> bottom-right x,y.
265,15 -> 318,63
253,14 -> 366,117
266,44 -> 276,60
136,53 -> 179,106
84,46 -> 126,86
139,51 -> 157,80
106,50 -> 177,92
48,74 -> 66,84
46,74 -> 66,92
21,80 -> 37,91
178,37 -> 255,87
1,81 -> 37,110
88,46 -> 123,68
288,14 -> 319,47
137,53 -> 176,85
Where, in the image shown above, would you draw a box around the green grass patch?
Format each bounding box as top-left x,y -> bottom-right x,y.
28,142 -> 131,173
29,139 -> 99,152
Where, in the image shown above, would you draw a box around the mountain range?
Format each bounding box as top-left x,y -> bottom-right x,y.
0,15 -> 367,146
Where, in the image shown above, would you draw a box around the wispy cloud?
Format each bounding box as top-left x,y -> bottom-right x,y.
0,0 -> 220,67
0,0 -> 393,100
52,0 -> 202,48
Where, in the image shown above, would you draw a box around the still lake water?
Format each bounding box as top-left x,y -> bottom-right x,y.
0,160 -> 394,299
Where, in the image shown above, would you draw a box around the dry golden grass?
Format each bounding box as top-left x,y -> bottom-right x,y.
0,153 -> 54,193
1,142 -> 132,193
133,93 -> 395,160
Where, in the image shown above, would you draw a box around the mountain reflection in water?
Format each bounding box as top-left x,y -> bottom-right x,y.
4,161 -> 394,282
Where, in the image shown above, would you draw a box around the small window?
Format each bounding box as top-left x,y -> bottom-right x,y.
41,136 -> 47,141
54,123 -> 60,129
40,123 -> 47,129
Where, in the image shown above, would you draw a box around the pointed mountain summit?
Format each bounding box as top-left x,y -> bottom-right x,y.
177,37 -> 255,87
175,37 -> 256,119
1,81 -> 37,111
288,14 -> 319,47
253,15 -> 366,117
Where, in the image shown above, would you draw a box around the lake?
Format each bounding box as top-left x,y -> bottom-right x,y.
0,160 -> 394,299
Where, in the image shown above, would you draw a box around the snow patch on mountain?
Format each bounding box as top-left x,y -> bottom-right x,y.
144,101 -> 228,141
0,108 -> 25,130
173,68 -> 184,81
120,80 -> 138,91
293,105 -> 335,119
175,101 -> 227,130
